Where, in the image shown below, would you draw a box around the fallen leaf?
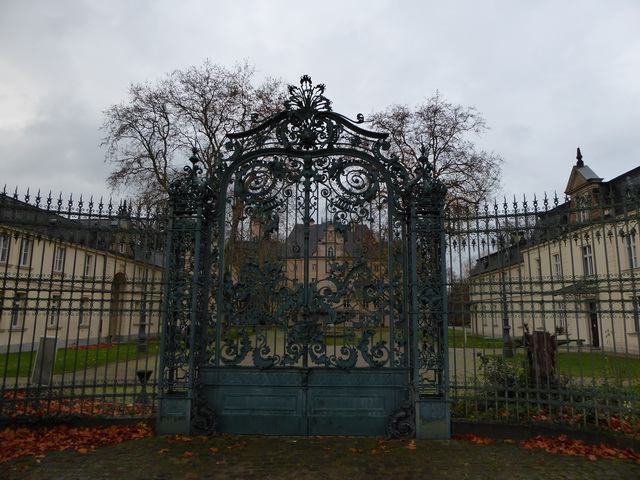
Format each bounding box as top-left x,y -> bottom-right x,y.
0,423 -> 154,463
454,434 -> 494,445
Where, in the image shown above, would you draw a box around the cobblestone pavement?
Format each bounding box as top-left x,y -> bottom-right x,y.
2,434 -> 638,480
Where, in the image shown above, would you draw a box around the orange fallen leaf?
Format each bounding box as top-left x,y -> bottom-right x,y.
183,451 -> 194,457
158,448 -> 170,453
454,434 -> 494,445
209,447 -> 220,453
0,424 -> 153,463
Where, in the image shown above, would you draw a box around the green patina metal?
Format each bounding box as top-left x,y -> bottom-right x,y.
156,76 -> 449,438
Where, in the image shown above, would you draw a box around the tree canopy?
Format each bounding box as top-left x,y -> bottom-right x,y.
369,92 -> 503,210
103,64 -> 501,210
101,60 -> 287,206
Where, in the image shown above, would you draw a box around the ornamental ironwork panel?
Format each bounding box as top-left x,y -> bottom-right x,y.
157,76 -> 448,437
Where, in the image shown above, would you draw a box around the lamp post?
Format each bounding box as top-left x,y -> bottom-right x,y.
501,270 -> 513,358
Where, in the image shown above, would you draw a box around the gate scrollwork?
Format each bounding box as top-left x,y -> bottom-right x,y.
158,76 -> 448,438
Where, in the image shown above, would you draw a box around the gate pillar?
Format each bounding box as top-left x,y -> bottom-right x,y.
157,150 -> 216,435
408,154 -> 450,439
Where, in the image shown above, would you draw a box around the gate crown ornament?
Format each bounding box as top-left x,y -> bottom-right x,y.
224,75 -> 392,156
285,74 -> 332,113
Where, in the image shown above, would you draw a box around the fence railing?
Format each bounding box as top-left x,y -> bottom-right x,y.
2,187 -> 639,436
0,190 -> 164,423
446,192 -> 640,435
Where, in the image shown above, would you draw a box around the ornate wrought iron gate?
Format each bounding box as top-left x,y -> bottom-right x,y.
157,77 -> 449,438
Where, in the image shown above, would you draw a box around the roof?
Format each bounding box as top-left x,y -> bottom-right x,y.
470,243 -> 524,276
285,221 -> 371,258
0,193 -> 164,267
551,279 -> 598,297
565,149 -> 603,195
470,152 -> 640,278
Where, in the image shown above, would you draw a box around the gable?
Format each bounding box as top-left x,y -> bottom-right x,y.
565,165 -> 602,196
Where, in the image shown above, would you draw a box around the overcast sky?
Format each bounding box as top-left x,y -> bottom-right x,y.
1,0 -> 639,205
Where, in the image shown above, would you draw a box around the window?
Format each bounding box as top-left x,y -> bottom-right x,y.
552,254 -> 562,278
578,196 -> 589,222
535,258 -> 542,279
83,254 -> 93,277
79,298 -> 89,326
633,297 -> 640,333
582,245 -> 594,276
54,247 -> 66,273
47,296 -> 61,327
18,238 -> 30,267
11,293 -> 26,328
627,235 -> 638,269
327,247 -> 334,258
0,234 -> 9,263
554,301 -> 567,330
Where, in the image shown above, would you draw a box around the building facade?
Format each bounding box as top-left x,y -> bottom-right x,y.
467,150 -> 640,354
0,194 -> 164,354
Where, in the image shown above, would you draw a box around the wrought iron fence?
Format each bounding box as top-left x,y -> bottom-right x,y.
0,189 -> 164,423
2,181 -> 640,437
447,189 -> 640,436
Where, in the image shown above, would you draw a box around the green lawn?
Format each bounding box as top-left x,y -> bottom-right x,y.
448,328 -> 505,349
556,351 -> 640,381
0,341 -> 159,378
498,351 -> 640,381
227,326 -> 505,349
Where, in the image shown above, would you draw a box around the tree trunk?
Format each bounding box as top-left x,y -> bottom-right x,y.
524,331 -> 557,386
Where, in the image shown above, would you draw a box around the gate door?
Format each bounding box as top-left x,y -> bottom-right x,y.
157,77 -> 448,438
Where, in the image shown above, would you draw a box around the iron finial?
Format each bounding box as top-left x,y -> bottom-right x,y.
190,147 -> 200,165
576,147 -> 584,167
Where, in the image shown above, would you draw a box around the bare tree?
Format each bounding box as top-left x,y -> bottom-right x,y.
101,60 -> 287,206
369,92 -> 503,212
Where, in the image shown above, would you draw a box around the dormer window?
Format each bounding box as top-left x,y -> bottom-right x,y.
578,196 -> 589,222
